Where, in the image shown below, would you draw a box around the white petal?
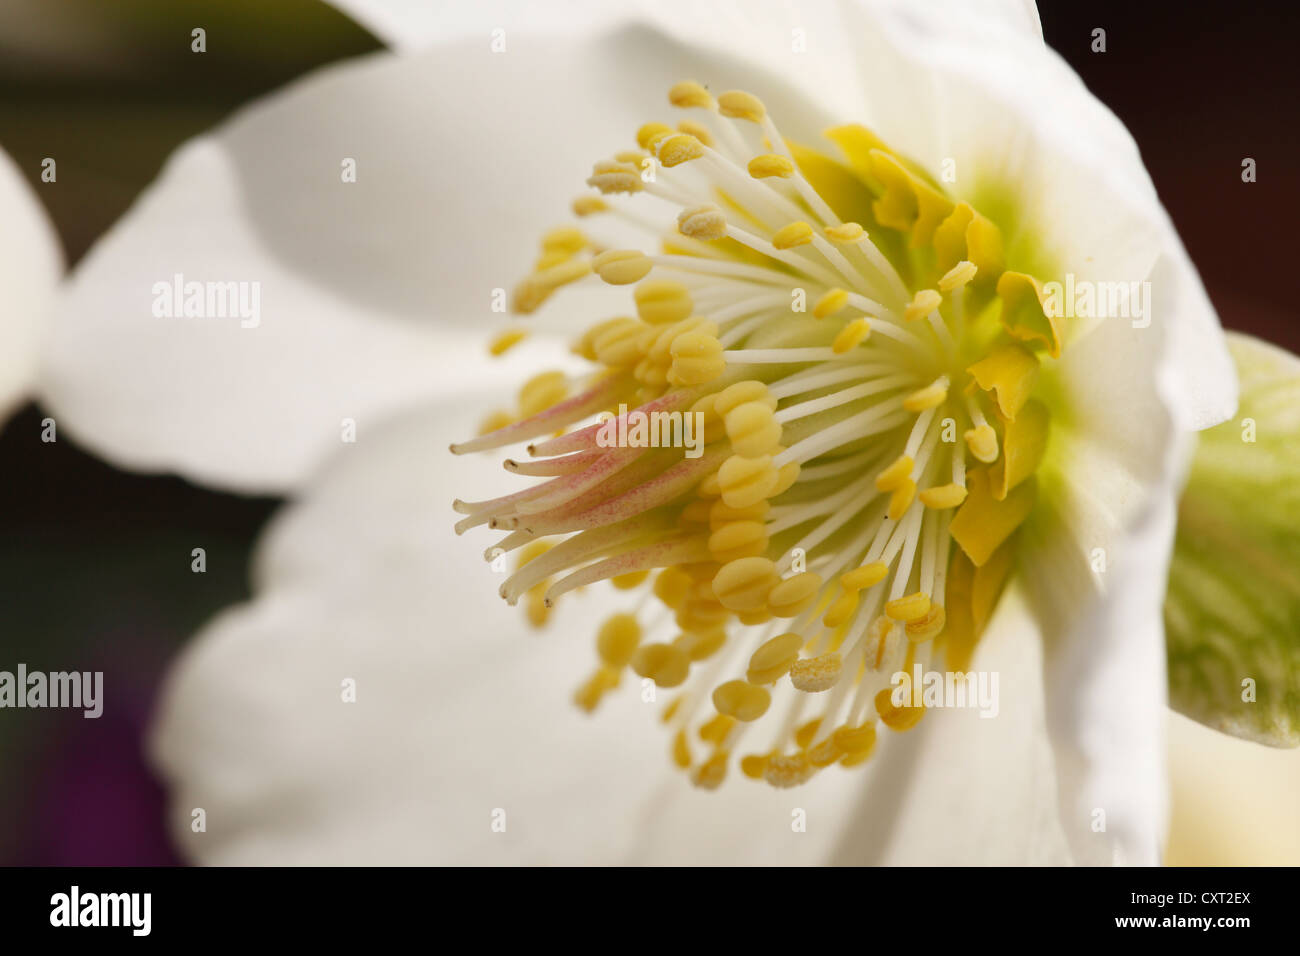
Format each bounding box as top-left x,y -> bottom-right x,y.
0,145 -> 62,422
151,393 -> 1068,864
326,0 -> 1042,58
1019,297 -> 1195,865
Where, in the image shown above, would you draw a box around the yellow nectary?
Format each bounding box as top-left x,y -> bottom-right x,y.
452,80 -> 1062,791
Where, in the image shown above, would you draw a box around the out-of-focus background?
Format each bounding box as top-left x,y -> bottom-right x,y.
0,0 -> 1296,865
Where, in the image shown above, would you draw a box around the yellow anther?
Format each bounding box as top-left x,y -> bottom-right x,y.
794,719 -> 822,750
512,257 -> 592,313
526,588 -> 549,628
763,752 -> 813,789
708,498 -> 770,531
822,588 -> 859,628
919,482 -> 968,509
596,613 -> 642,667
533,249 -> 573,271
611,569 -> 650,590
677,120 -> 714,147
766,572 -> 822,618
669,80 -> 714,109
714,381 -> 774,417
725,401 -> 782,457
904,288 -> 943,322
772,221 -> 814,250
747,154 -> 795,179
676,599 -> 729,635
573,666 -> 620,713
903,376 -> 949,412
677,204 -> 728,240
571,195 -> 607,217
740,753 -> 771,779
672,728 -> 692,768
771,460 -> 800,497
675,627 -> 726,661
541,226 -> 586,255
737,608 -> 772,627
717,90 -> 766,122
477,409 -> 513,436
636,122 -> 674,151
656,133 -> 705,168
633,279 -> 693,325
938,259 -> 978,292
518,370 -> 568,418
885,591 -> 931,623
717,454 -> 779,508
692,751 -> 729,790
840,561 -> 888,591
746,633 -> 804,684
808,737 -> 843,768
712,680 -> 771,722
790,653 -> 843,692
832,722 -> 878,757
840,749 -> 874,768
964,424 -> 999,464
654,567 -> 693,609
712,556 -> 779,612
669,330 -> 726,385
905,605 -> 946,642
832,317 -> 870,353
591,318 -> 643,368
876,688 -> 925,731
813,288 -> 850,319
699,712 -> 736,744
592,249 -> 652,285
825,221 -> 864,243
708,519 -> 769,563
631,642 -> 690,688
949,466 -> 1037,567
586,159 -> 642,194
967,342 -> 1040,420
488,328 -> 527,356
875,454 -> 914,492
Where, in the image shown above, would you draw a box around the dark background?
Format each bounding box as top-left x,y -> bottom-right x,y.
0,1 -> 1295,864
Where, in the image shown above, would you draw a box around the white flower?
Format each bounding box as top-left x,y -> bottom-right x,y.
0,146 -> 62,424
42,0 -> 1236,864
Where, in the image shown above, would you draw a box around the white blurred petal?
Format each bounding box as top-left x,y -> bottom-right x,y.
0,145 -> 62,423
1165,712 -> 1300,866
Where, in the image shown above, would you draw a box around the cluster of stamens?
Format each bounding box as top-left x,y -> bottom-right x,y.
453,80 -> 1063,789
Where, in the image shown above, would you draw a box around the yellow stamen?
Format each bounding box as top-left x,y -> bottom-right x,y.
668,80 -> 714,109
488,328 -> 528,356
712,680 -> 771,721
885,591 -> 931,622
748,154 -> 795,179
813,288 -> 849,319
832,317 -> 870,353
772,221 -> 814,250
592,249 -> 652,285
789,653 -> 842,692
717,90 -> 766,122
746,633 -> 804,685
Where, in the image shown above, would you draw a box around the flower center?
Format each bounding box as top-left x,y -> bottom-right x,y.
452,81 -> 1063,789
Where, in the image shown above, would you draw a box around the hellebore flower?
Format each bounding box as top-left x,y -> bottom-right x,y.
45,1 -> 1288,865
